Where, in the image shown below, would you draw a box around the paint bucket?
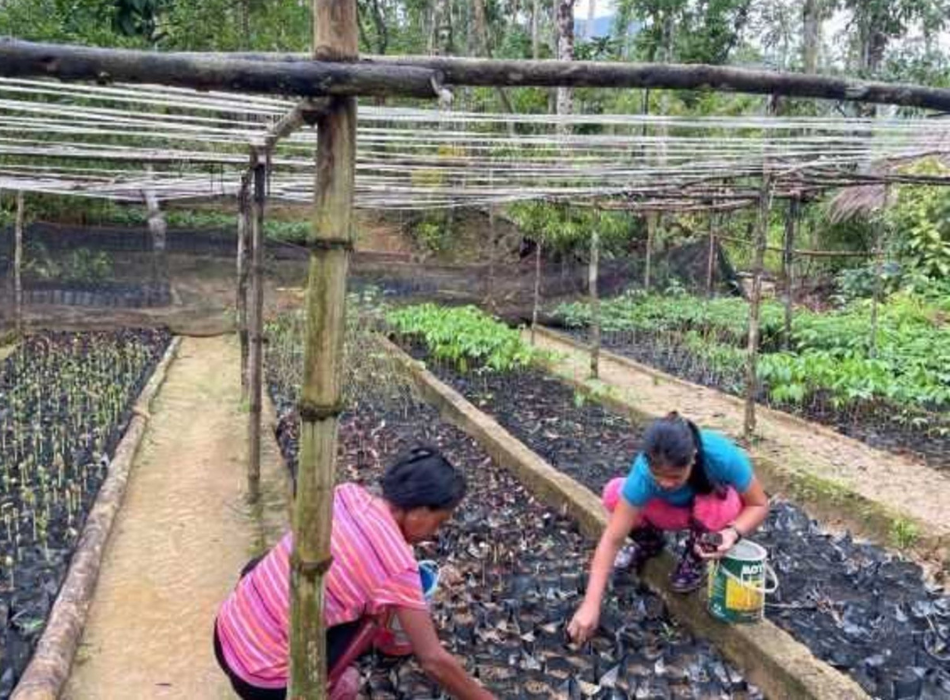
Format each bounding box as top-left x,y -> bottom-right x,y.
386,560 -> 440,646
707,539 -> 778,623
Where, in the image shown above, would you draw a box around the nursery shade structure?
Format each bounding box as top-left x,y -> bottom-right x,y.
5,15 -> 950,699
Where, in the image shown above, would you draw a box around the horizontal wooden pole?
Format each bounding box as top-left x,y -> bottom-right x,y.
214,51 -> 950,111
8,39 -> 950,109
0,39 -> 439,98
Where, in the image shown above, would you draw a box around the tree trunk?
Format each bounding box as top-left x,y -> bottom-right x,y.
532,0 -> 541,59
471,0 -> 516,131
247,160 -> 266,505
289,2 -> 358,697
782,197 -> 799,349
589,230 -> 600,379
744,176 -> 771,439
237,173 -> 251,397
14,191 -> 24,337
802,0 -> 820,73
430,0 -> 452,56
555,0 -> 575,136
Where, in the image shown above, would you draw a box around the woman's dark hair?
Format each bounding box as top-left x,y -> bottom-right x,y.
381,446 -> 468,511
643,412 -> 713,495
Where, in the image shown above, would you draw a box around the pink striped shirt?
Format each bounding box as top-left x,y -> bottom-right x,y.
216,483 -> 426,688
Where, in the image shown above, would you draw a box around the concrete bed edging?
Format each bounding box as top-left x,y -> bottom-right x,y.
381,337 -> 869,700
533,325 -> 950,567
11,336 -> 182,700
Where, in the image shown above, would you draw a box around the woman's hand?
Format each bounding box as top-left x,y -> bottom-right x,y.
695,527 -> 740,560
567,601 -> 600,645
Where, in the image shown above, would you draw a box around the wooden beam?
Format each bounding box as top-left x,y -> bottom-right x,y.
263,99 -> 331,151
589,230 -> 600,379
236,172 -> 251,397
0,39 -> 439,98
8,38 -> 950,109
290,1 -> 358,697
744,177 -> 772,439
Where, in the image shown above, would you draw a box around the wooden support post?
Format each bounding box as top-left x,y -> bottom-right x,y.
14,191 -> 24,337
142,174 -> 167,282
744,177 -> 772,439
782,197 -> 800,350
869,190 -> 888,359
237,172 -> 252,397
247,159 -> 266,504
290,1 -> 358,697
705,211 -> 716,298
530,240 -> 542,345
589,230 -> 600,379
644,212 -> 656,291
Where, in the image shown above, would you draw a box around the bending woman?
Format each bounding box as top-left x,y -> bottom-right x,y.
568,412 -> 769,644
214,446 -> 496,700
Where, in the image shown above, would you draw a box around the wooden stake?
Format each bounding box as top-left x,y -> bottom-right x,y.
869,189 -> 888,359
247,160 -> 266,504
14,191 -> 24,337
290,2 -> 358,697
530,240 -> 542,345
142,177 -> 167,284
744,176 -> 772,439
782,197 -> 800,350
237,172 -> 251,397
644,212 -> 656,291
589,230 -> 600,379
705,211 -> 716,298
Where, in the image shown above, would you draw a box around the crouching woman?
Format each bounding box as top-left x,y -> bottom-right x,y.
214,447 -> 496,700
568,412 -> 769,643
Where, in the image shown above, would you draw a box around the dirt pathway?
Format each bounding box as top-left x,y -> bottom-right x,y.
531,329 -> 950,544
64,335 -> 290,699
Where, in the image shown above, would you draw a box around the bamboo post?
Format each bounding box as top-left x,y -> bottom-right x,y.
744,176 -> 772,439
237,172 -> 251,397
247,158 -> 266,503
782,196 -> 800,350
644,212 -> 656,291
14,191 -> 24,337
705,211 -> 716,298
589,230 -> 600,379
530,239 -> 542,345
290,1 -> 358,697
869,190 -> 888,359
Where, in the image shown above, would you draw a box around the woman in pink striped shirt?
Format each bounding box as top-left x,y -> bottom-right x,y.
214,447 -> 496,700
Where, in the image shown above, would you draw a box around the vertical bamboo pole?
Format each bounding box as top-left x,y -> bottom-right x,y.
869,188 -> 888,359
589,230 -> 600,379
247,159 -> 266,504
14,191 -> 24,337
290,2 -> 358,697
530,239 -> 542,345
744,177 -> 772,439
782,196 -> 800,350
237,172 -> 251,397
705,211 -> 716,298
644,212 -> 656,291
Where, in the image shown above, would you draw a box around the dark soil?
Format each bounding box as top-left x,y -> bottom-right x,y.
0,329 -> 171,697
266,367 -> 758,698
407,348 -> 950,700
572,329 -> 950,471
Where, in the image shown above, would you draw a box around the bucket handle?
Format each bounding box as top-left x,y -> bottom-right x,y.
712,560 -> 779,595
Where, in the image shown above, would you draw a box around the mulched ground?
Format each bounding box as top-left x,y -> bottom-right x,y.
407,348 -> 950,700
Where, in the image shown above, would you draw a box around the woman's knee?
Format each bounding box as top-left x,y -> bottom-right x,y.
692,487 -> 743,531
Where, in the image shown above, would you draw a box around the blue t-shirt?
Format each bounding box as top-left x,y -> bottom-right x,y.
621,430 -> 753,508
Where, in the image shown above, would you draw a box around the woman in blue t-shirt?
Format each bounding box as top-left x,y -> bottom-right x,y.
568,412 -> 769,644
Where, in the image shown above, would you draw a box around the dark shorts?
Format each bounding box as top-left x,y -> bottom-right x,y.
212,556 -> 362,700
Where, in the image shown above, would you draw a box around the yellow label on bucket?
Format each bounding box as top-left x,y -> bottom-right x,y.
725,578 -> 763,611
